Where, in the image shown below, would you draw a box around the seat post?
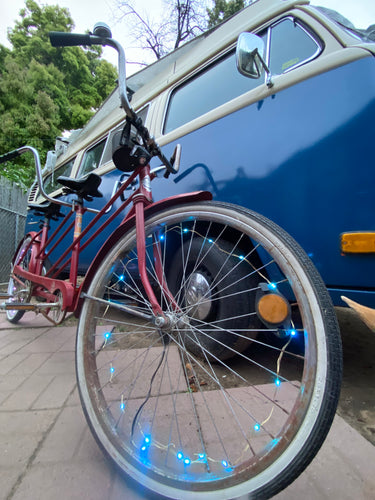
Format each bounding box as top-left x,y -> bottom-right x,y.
70,201 -> 85,286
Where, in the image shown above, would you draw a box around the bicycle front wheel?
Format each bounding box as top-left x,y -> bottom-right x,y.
76,201 -> 342,499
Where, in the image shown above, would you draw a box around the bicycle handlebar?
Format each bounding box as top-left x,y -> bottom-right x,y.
0,149 -> 21,164
48,26 -> 179,175
49,32 -> 99,47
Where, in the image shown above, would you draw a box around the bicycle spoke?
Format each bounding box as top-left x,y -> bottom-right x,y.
77,204 -> 341,499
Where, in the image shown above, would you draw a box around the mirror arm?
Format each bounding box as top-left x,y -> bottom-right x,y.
266,71 -> 274,88
259,57 -> 273,88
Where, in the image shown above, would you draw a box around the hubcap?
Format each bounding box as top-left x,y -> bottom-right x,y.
185,272 -> 212,320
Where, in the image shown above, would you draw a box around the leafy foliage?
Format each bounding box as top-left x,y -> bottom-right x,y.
207,0 -> 245,28
0,0 -> 117,188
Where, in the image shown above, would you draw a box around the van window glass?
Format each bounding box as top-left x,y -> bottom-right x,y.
269,18 -> 321,74
78,139 -> 106,177
164,44 -> 266,134
43,158 -> 75,195
164,17 -> 321,134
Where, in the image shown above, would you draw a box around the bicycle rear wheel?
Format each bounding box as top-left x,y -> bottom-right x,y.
76,201 -> 342,499
6,236 -> 33,323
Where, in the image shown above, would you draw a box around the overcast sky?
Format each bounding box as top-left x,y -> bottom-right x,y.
1,0 -> 375,71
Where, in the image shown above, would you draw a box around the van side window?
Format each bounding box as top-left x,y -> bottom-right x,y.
269,18 -> 321,74
164,18 -> 321,134
44,157 -> 75,195
78,139 -> 106,177
163,42 -> 266,134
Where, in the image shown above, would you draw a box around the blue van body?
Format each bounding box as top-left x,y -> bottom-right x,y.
152,57 -> 375,307
25,0 -> 375,307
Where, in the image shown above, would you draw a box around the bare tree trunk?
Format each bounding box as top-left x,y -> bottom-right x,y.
115,0 -> 207,63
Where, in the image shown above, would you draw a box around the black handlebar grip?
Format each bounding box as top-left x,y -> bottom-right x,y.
0,149 -> 20,164
49,31 -> 93,47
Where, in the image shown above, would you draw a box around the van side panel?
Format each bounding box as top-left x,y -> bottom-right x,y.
151,56 -> 375,306
24,56 -> 375,306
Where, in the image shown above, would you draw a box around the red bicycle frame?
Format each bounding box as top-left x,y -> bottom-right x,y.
11,162 -> 210,321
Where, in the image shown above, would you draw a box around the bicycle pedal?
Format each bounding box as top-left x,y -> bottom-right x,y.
0,302 -> 37,311
0,302 -> 60,312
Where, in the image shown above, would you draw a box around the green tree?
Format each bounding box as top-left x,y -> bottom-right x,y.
0,0 -> 117,188
207,0 -> 245,28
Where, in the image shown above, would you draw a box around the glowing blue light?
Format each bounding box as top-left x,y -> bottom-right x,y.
198,453 -> 205,460
289,329 -> 297,337
208,239 -> 213,243
120,402 -> 125,411
222,460 -> 229,468
141,445 -> 147,451
119,275 -> 125,281
239,255 -> 245,260
144,436 -> 151,444
184,458 -> 191,465
275,378 -> 281,387
159,234 -> 165,241
268,283 -> 277,290
254,423 -> 260,432
183,228 -> 189,233
110,366 -> 115,374
104,332 -> 111,340
177,452 -> 183,460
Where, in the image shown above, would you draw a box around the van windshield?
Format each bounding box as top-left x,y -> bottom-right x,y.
315,6 -> 375,43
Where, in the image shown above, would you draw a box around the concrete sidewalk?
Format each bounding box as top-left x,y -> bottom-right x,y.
0,312 -> 374,500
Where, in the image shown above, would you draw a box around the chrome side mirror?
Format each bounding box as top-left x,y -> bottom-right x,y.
236,33 -> 273,88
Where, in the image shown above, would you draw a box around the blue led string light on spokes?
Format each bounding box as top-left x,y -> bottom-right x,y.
102,222 -> 303,479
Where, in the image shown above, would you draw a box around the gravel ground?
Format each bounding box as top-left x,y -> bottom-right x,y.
336,307 -> 375,446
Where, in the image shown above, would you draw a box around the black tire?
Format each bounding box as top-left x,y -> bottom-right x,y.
76,201 -> 342,500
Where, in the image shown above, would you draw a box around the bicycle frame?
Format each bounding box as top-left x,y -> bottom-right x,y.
2,23 -> 208,324
10,159 -> 211,322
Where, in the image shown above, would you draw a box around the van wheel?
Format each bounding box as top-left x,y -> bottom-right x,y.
168,238 -> 260,360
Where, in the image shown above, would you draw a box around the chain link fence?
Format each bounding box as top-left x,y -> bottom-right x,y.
0,178 -> 27,284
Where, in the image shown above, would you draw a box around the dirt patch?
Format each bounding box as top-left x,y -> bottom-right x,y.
336,307 -> 375,446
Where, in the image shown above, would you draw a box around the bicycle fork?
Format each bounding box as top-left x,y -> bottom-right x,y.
133,167 -> 180,328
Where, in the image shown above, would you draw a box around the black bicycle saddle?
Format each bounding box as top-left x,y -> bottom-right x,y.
57,173 -> 103,201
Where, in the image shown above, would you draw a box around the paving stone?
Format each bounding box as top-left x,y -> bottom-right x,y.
0,409 -> 58,436
65,386 -> 81,407
0,313 -> 53,330
0,337 -> 43,356
0,432 -> 42,468
36,351 -> 75,375
273,416 -> 375,500
11,461 -> 113,500
0,353 -> 29,375
1,373 -> 55,411
0,317 -> 374,500
0,467 -> 24,500
0,409 -> 59,472
75,426 -> 105,461
31,374 -> 76,409
0,373 -> 28,394
17,330 -> 72,354
35,406 -> 87,463
8,352 -> 53,376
